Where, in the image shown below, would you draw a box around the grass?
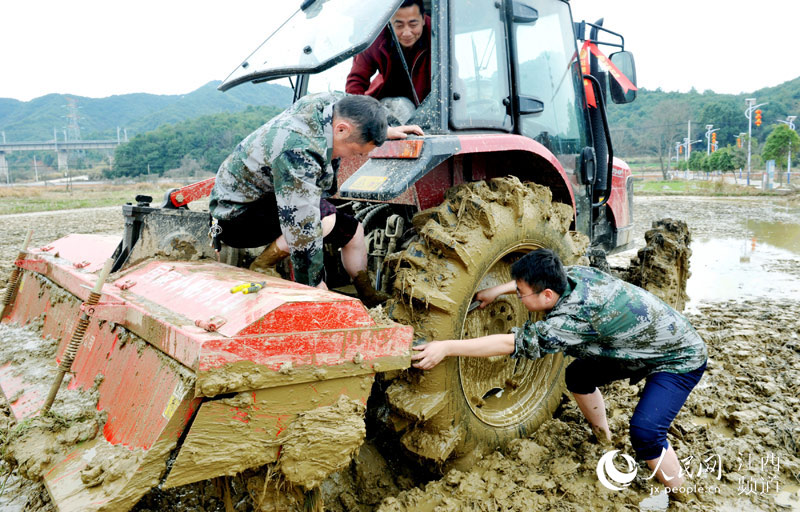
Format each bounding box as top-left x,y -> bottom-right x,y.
632,179 -> 793,196
0,183 -> 179,215
1,178 -> 794,216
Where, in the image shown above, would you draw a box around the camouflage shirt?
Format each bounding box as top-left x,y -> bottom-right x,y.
511,266 -> 707,379
209,92 -> 346,286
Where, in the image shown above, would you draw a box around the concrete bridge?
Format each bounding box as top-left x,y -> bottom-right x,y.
0,139 -> 122,180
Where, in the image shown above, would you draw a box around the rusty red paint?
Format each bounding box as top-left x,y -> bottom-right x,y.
14,259 -> 48,274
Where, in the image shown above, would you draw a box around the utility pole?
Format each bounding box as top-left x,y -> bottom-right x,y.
745,98 -> 768,187
738,132 -> 746,179
778,115 -> 796,184
33,155 -> 39,182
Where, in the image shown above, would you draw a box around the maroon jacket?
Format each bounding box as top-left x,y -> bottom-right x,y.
345,15 -> 431,104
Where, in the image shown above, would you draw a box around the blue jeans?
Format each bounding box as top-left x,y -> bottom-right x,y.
565,358 -> 707,460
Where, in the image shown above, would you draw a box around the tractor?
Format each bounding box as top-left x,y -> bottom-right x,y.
0,0 -> 638,510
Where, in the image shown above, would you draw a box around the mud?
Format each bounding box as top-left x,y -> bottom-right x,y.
278,396 -> 367,490
2,194 -> 800,510
372,298 -> 800,511
0,321 -> 107,479
0,206 -> 123,293
614,218 -> 692,311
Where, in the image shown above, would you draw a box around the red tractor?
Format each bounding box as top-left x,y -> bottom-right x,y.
0,0 -> 637,509
218,0 -> 638,467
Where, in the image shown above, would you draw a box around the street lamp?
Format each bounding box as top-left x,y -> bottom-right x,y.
745,98 -> 768,187
778,115 -> 797,183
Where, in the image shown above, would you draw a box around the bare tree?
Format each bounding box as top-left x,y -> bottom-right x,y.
636,100 -> 689,179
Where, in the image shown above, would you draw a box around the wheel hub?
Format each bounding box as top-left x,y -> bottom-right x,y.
458,250 -> 564,428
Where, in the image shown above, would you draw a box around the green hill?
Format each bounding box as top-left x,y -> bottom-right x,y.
0,81 -> 292,142
109,105 -> 284,179
606,76 -> 800,167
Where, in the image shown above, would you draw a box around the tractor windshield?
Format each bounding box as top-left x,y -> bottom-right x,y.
512,0 -> 587,154
219,0 -> 402,91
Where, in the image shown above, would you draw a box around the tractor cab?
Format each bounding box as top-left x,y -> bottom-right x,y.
221,0 -> 638,253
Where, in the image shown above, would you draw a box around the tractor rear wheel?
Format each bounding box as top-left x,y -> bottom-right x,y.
385,177 -> 589,468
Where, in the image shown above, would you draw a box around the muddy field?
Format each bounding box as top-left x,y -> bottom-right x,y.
1,195 -> 799,511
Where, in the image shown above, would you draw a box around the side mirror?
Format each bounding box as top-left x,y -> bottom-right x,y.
609,51 -> 637,104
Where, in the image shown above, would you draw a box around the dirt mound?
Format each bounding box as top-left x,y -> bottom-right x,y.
615,218 -> 692,311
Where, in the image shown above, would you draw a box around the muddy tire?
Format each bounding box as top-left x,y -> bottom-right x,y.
384,177 -> 589,468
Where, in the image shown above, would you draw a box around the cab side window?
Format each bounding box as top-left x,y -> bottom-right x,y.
450,0 -> 512,129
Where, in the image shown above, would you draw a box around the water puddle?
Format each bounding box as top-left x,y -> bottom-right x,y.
686,237 -> 800,310
775,483 -> 800,509
688,415 -> 735,438
747,219 -> 800,255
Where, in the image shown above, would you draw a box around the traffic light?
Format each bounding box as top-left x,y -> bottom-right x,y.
736,137 -> 742,148
679,145 -> 683,155
755,109 -> 762,127
711,132 -> 717,151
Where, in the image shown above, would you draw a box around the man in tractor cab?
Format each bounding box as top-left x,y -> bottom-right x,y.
411,249 -> 708,503
345,0 -> 431,107
209,92 -> 422,307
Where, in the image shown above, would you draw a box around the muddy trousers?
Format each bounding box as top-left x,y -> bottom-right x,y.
215,197 -> 359,249
565,359 -> 707,460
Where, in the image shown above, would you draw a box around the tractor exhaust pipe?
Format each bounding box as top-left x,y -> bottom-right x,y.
41,257 -> 114,413
1,229 -> 33,319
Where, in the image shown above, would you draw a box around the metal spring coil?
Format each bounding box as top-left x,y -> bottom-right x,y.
58,290 -> 102,371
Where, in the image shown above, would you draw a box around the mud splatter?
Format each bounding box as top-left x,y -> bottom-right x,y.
278,395 -> 367,490
614,218 -> 692,311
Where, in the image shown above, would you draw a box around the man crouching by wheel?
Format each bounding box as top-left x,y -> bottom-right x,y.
411,248 -> 707,504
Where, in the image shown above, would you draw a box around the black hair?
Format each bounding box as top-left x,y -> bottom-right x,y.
334,95 -> 388,146
399,0 -> 425,15
510,249 -> 568,296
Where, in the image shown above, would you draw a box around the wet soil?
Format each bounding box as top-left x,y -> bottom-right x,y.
0,206 -> 122,292
1,195 -> 799,511
371,299 -> 800,511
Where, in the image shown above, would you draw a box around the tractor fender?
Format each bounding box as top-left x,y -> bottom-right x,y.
339,135 -> 461,201
339,133 -> 576,215
607,156 -> 633,228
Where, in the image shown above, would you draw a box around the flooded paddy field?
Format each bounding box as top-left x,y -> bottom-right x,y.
0,194 -> 798,511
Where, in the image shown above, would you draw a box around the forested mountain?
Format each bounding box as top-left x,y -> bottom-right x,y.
109,105 -> 283,178
5,74 -> 799,180
0,81 -> 292,142
606,76 -> 800,170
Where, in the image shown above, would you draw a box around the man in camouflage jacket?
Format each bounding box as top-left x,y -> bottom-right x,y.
210,92 -> 421,306
411,249 -> 707,502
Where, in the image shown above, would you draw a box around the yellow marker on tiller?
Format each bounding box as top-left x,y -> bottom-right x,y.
230,281 -> 266,294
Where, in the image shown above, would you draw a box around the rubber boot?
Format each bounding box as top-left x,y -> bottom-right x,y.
249,240 -> 289,273
352,270 -> 389,308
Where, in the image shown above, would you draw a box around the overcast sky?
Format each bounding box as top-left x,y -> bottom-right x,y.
1,1 -> 797,102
